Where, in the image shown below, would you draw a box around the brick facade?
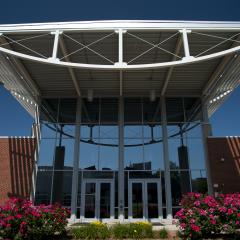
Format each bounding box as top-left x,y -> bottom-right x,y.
207,137 -> 240,193
0,137 -> 35,205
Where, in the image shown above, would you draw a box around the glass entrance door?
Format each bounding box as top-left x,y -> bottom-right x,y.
82,179 -> 114,220
129,179 -> 162,220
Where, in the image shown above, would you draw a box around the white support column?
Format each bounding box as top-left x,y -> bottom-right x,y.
51,30 -> 61,61
118,29 -> 123,64
201,100 -> 213,195
115,29 -> 127,68
180,29 -> 192,59
70,98 -> 82,222
31,103 -> 41,202
118,96 -> 125,222
161,96 -> 172,220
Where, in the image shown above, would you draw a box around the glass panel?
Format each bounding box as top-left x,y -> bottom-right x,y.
187,139 -> 205,169
99,145 -> 118,170
35,170 -> 52,205
41,123 -> 57,138
85,182 -> 96,218
147,182 -> 158,218
52,171 -> 73,205
83,171 -> 113,179
144,143 -> 163,170
129,170 -> 160,179
80,142 -> 98,170
100,183 -> 111,218
60,139 -> 74,167
58,99 -> 77,124
38,139 -> 56,167
125,141 -> 143,169
191,170 -> 208,193
132,182 -> 143,218
170,171 -> 182,207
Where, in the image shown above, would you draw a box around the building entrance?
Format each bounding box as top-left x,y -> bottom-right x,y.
81,179 -> 114,220
128,179 -> 162,221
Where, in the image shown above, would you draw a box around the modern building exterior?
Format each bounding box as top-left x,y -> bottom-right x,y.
0,20 -> 240,222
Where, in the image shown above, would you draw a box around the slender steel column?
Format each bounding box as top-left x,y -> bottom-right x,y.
118,96 -> 125,222
201,101 -> 213,195
161,96 -> 172,220
31,103 -> 40,202
70,98 -> 82,222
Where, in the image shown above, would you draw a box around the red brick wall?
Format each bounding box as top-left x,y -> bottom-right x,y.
207,137 -> 240,193
0,137 -> 35,205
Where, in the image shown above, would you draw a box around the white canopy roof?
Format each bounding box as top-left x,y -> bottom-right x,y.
0,20 -> 239,117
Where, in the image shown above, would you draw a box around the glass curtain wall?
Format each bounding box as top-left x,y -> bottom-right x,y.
166,97 -> 207,215
124,98 -> 164,219
35,96 -> 208,219
35,99 -> 76,207
78,98 -> 118,218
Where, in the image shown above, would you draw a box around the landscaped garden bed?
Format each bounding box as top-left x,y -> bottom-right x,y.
70,221 -> 175,239
1,193 -> 240,239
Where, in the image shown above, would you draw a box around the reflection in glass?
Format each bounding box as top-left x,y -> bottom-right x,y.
132,183 -> 143,218
100,183 -> 111,218
170,171 -> 182,206
191,170 -> 207,193
52,171 -> 73,206
147,183 -> 158,218
35,171 -> 52,205
85,183 -> 96,218
38,139 -> 56,167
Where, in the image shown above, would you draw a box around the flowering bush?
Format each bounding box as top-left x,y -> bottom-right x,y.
0,197 -> 70,240
175,193 -> 240,239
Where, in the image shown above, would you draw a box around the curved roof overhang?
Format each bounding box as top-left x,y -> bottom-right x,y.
0,20 -> 239,118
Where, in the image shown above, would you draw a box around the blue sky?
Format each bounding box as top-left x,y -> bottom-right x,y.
0,0 -> 240,137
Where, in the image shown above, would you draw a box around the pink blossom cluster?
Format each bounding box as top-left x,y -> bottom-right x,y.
175,193 -> 240,239
0,197 -> 70,239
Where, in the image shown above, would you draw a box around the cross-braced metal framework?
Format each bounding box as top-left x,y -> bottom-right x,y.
0,23 -> 240,70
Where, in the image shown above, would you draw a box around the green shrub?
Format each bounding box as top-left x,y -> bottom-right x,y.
159,228 -> 169,239
71,221 -> 111,239
129,222 -> 153,239
112,223 -> 130,239
112,222 -> 153,239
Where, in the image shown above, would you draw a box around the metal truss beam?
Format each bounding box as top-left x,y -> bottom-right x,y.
0,42 -> 239,70
161,35 -> 182,95
59,35 -> 81,96
0,36 -> 41,103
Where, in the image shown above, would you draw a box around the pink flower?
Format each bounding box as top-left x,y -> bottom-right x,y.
199,209 -> 207,216
180,223 -> 186,229
191,224 -> 200,233
210,219 -> 216,225
15,214 -> 22,219
6,223 -> 11,228
190,219 -> 195,224
219,207 -> 227,213
227,209 -> 234,215
194,200 -> 201,207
